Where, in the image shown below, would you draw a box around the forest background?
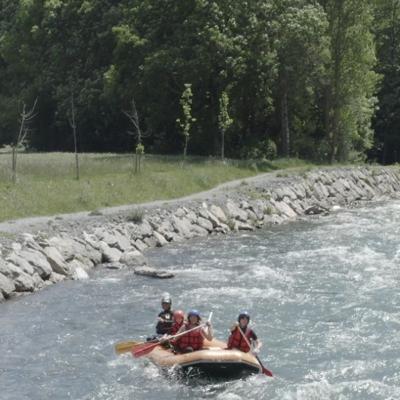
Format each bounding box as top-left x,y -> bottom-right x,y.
1,0 -> 400,165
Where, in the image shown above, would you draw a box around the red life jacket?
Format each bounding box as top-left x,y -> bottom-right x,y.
176,322 -> 204,351
170,320 -> 183,336
227,327 -> 254,353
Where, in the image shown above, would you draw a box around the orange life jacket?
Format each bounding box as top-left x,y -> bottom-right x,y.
176,322 -> 204,351
227,326 -> 254,353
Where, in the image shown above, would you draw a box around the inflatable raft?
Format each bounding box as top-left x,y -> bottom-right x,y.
143,339 -> 262,379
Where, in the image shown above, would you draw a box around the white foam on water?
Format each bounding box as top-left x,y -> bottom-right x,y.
216,393 -> 242,400
278,379 -> 341,400
180,286 -> 289,304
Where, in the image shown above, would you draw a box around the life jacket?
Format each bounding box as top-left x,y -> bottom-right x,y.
176,322 -> 204,351
227,326 -> 254,353
156,310 -> 174,334
170,320 -> 184,336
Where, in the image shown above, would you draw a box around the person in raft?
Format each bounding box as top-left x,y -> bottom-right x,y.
155,294 -> 174,335
175,309 -> 213,353
170,309 -> 185,335
227,311 -> 262,353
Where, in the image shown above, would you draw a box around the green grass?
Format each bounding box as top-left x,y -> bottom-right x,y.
0,152 -> 315,222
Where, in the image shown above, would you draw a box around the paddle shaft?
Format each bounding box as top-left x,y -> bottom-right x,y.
115,339 -> 155,354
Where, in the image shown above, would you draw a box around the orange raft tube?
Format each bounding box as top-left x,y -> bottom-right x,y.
142,338 -> 262,378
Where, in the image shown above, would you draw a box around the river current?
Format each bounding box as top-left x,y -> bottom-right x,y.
1,201 -> 400,400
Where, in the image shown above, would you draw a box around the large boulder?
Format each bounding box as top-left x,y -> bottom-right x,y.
17,249 -> 52,279
42,246 -> 71,276
98,241 -> 122,263
134,266 -> 174,279
133,239 -> 148,252
156,221 -> 175,241
1,260 -> 42,292
152,231 -> 168,247
95,229 -> 132,252
6,253 -> 35,276
270,199 -> 297,219
48,235 -> 102,265
124,220 -> 153,240
305,204 -> 330,215
224,200 -> 248,222
120,250 -> 147,266
198,208 -> 222,229
68,259 -> 89,280
0,272 -> 15,298
171,216 -> 194,239
210,204 -> 228,224
197,216 -> 213,232
14,271 -> 37,292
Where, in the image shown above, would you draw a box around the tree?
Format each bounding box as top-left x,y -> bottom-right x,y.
69,88 -> 80,180
11,99 -> 37,183
371,0 -> 400,164
123,96 -> 145,173
218,91 -> 233,160
321,0 -> 379,162
176,84 -> 196,162
270,0 -> 329,158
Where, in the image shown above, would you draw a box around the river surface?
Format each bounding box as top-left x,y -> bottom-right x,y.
1,201 -> 400,400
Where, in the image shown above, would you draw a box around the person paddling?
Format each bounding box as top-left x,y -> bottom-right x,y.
175,310 -> 213,353
155,294 -> 174,335
170,310 -> 185,335
227,311 -> 261,353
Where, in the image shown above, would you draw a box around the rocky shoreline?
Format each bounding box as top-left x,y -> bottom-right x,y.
1,166 -> 399,303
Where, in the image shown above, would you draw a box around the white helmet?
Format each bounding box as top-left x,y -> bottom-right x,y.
161,293 -> 172,305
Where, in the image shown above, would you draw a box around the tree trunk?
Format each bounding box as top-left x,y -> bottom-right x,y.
221,129 -> 225,160
135,152 -> 139,174
11,146 -> 17,183
280,75 -> 290,157
70,91 -> 80,180
328,0 -> 344,163
183,136 -> 188,162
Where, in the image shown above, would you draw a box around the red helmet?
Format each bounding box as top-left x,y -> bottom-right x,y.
173,310 -> 185,320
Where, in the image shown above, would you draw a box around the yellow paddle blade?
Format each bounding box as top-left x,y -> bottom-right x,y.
114,340 -> 143,354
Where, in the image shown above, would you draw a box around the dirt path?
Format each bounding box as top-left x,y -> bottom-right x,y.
0,169 -> 294,238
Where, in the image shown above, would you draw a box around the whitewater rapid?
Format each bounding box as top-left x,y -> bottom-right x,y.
1,201 -> 399,399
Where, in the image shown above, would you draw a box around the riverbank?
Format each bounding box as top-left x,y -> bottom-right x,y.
1,166 -> 399,302
0,152 -> 311,222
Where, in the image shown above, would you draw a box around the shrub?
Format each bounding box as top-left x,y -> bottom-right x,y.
241,138 -> 278,160
126,208 -> 144,224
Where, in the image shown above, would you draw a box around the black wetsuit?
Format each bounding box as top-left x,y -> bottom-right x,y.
156,309 -> 174,335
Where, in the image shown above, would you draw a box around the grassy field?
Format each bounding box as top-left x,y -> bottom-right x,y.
0,152 -> 313,222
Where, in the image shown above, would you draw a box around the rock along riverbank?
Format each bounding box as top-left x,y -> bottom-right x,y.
1,166 -> 399,303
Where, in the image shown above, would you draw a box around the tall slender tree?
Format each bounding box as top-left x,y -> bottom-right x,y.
372,0 -> 400,163
322,0 -> 379,162
218,91 -> 233,160
177,84 -> 196,162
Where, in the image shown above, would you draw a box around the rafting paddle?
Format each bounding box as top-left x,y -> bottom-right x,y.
132,312 -> 213,358
237,326 -> 273,377
115,340 -> 154,354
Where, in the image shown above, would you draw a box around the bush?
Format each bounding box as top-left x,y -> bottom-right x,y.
126,208 -> 144,223
241,138 -> 277,160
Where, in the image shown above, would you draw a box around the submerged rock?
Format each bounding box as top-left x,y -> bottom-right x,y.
134,266 -> 174,279
305,204 -> 330,215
